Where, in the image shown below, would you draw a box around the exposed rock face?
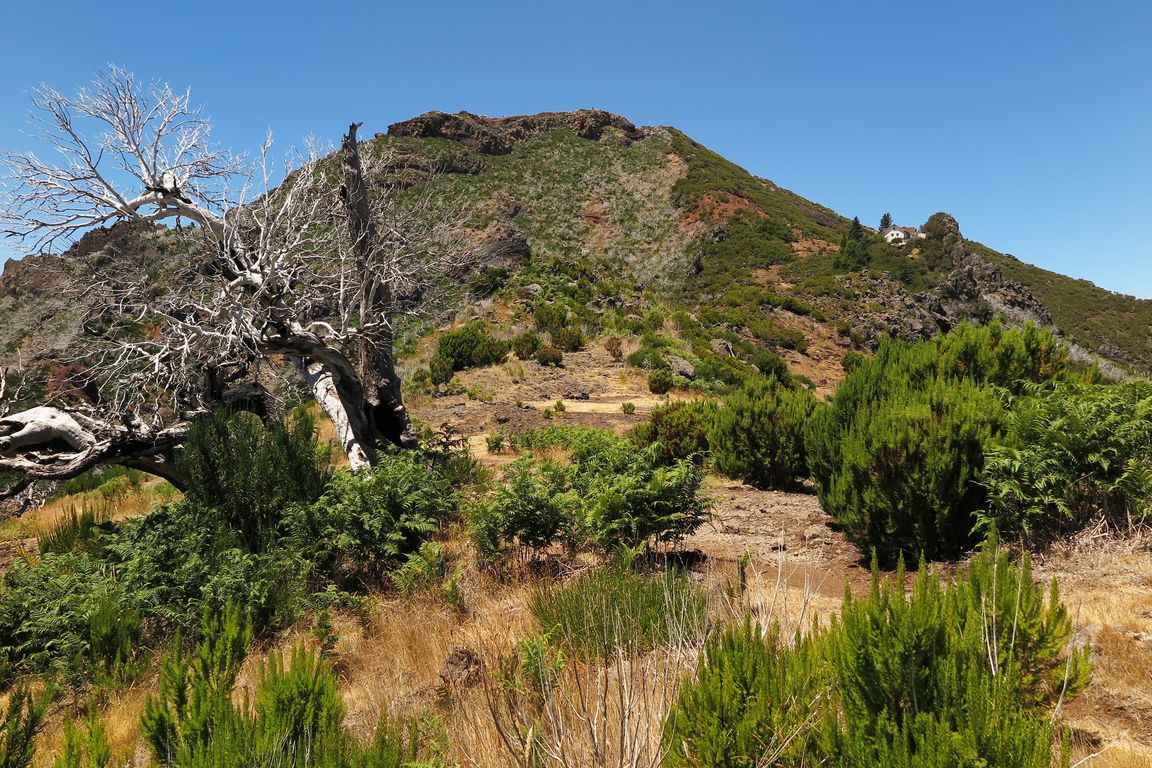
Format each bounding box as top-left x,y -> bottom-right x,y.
926,212 -> 1052,327
828,273 -> 951,346
387,110 -> 645,154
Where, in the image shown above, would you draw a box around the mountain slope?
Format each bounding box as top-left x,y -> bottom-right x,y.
1,109 -> 1149,385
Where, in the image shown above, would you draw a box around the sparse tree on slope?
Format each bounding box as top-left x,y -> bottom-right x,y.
880,211 -> 893,231
0,67 -> 472,487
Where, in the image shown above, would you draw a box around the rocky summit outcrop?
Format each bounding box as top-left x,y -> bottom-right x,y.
386,110 -> 645,154
929,213 -> 1052,327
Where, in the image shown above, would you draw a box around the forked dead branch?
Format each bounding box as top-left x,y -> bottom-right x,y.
0,66 -> 476,490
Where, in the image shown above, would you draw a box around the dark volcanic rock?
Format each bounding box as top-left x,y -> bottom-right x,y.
388,110 -> 645,154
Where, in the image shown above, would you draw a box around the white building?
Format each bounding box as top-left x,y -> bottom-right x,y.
881,225 -> 925,244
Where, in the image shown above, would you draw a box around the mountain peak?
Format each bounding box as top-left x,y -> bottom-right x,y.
385,109 -> 644,154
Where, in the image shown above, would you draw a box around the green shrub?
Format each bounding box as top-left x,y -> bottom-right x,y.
631,400 -> 718,464
621,402 -> 636,414
662,621 -> 827,767
485,432 -> 506,454
511,330 -> 541,360
471,458 -> 576,563
484,428 -> 711,557
626,346 -> 668,370
661,546 -> 1087,767
54,706 -> 109,768
552,326 -> 585,352
530,568 -> 706,659
841,349 -> 865,373
982,381 -> 1152,539
827,547 -> 1087,765
605,336 -> 624,361
286,451 -> 454,589
535,345 -> 563,367
141,607 -> 438,767
648,368 -> 676,394
804,326 -> 1072,563
436,321 -> 511,371
0,687 -> 44,768
711,380 -> 815,489
533,301 -> 569,335
428,354 -> 455,386
141,605 -> 252,765
178,409 -> 331,552
809,376 -> 1002,563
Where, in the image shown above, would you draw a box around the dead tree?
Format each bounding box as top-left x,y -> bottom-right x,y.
0,66 -> 472,486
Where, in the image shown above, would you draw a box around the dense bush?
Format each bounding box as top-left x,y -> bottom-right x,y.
811,376 -> 1002,563
532,301 -> 570,335
436,322 -> 510,372
178,409 -> 331,552
662,621 -> 827,767
530,567 -> 706,659
551,326 -> 585,352
648,368 -> 676,394
511,330 -> 541,360
286,450 -> 455,588
475,427 -> 711,560
806,324 -> 1072,563
826,547 -> 1086,765
631,400 -> 718,464
982,381 -> 1152,539
711,380 -> 816,489
534,345 -> 563,367
663,546 -> 1088,767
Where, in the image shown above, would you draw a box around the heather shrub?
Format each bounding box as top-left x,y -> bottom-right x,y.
662,546 -> 1088,767
802,326 -> 1072,563
0,687 -> 43,768
809,376 -> 1002,563
535,345 -> 563,367
511,330 -> 541,360
662,621 -> 828,767
710,379 -> 815,489
648,368 -> 676,394
552,326 -> 585,352
631,400 -> 718,464
178,409 -> 331,552
436,321 -> 511,371
826,547 -> 1087,765
140,607 -> 444,767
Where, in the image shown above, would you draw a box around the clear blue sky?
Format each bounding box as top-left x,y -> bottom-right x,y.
2,0 -> 1149,297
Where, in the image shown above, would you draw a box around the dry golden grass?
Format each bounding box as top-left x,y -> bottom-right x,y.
1035,528 -> 1152,766
0,480 -> 178,546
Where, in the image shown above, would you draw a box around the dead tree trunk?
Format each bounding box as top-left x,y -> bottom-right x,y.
340,122 -> 419,453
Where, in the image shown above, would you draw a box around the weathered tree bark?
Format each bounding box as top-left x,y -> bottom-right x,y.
0,407 -> 189,492
340,122 -> 419,453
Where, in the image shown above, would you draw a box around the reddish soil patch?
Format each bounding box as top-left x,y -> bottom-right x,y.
680,191 -> 764,231
791,238 -> 838,258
